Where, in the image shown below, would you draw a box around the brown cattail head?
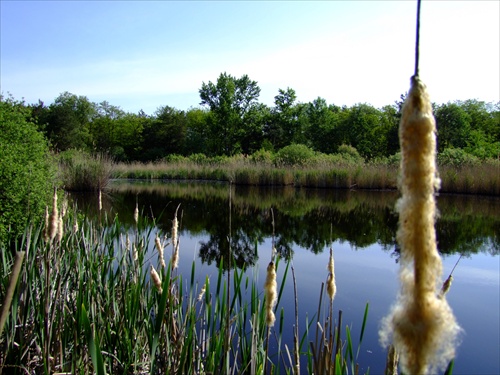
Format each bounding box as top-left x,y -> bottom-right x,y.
440,275 -> 453,297
155,234 -> 165,269
57,216 -> 64,243
133,244 -> 138,262
48,187 -> 59,242
264,261 -> 278,327
133,202 -> 139,226
379,76 -> 460,374
326,247 -> 337,301
150,265 -> 163,294
98,189 -> 102,212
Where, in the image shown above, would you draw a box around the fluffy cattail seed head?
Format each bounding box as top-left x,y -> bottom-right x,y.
155,234 -> 165,269
150,265 -> 163,294
379,76 -> 460,374
440,275 -> 453,297
326,248 -> 337,301
264,261 -> 277,327
57,216 -> 64,243
133,203 -> 139,225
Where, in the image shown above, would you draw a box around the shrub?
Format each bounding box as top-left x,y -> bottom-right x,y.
250,148 -> 274,165
275,144 -> 315,166
438,148 -> 479,167
337,144 -> 364,164
0,95 -> 56,244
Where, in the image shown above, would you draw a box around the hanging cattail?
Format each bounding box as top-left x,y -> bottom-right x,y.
133,202 -> 139,226
326,247 -> 337,301
440,275 -> 453,297
155,234 -> 165,269
379,76 -> 460,374
48,187 -> 59,242
264,261 -> 277,327
150,265 -> 163,294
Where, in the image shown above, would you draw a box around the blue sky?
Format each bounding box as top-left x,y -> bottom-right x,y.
1,1 -> 498,115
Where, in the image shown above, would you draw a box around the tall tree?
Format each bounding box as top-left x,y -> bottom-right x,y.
45,92 -> 96,151
199,72 -> 261,155
434,102 -> 471,152
265,88 -> 301,149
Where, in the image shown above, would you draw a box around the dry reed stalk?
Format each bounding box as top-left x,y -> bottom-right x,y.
150,265 -> 163,293
98,189 -> 102,211
326,247 -> 336,301
379,76 -> 460,374
264,261 -> 277,327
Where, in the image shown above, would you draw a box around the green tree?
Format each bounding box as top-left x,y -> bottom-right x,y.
303,97 -> 340,153
434,102 -> 471,152
199,72 -> 261,155
265,88 -> 301,149
0,95 -> 56,244
141,106 -> 187,160
185,108 -> 210,155
45,92 -> 96,151
91,101 -> 125,157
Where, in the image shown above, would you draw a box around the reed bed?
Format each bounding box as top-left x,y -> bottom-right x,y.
112,157 -> 499,195
0,192 -> 369,374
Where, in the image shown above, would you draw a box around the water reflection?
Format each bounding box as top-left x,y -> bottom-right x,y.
70,180 -> 499,270
68,180 -> 500,375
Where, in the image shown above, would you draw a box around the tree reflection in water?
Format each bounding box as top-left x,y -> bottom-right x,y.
70,180 -> 500,271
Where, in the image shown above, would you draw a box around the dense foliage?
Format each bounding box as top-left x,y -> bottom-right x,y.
21,72 -> 498,163
0,95 -> 56,244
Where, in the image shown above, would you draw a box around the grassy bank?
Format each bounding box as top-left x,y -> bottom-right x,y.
0,196 -> 370,374
112,153 -> 499,195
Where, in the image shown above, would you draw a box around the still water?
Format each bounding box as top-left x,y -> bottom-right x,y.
72,180 -> 499,375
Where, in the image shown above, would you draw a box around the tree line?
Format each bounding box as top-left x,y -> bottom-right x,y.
20,72 -> 500,161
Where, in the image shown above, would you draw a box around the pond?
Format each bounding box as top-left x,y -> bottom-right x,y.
70,180 -> 499,375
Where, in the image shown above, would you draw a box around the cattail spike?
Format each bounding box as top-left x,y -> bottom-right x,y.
326,247 -> 337,301
150,265 -> 163,293
379,76 -> 460,374
155,233 -> 165,269
264,261 -> 277,327
48,187 -> 58,242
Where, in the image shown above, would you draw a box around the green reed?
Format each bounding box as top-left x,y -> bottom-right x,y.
0,199 -> 377,374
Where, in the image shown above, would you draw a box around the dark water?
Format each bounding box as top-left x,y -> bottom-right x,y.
71,180 -> 500,375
